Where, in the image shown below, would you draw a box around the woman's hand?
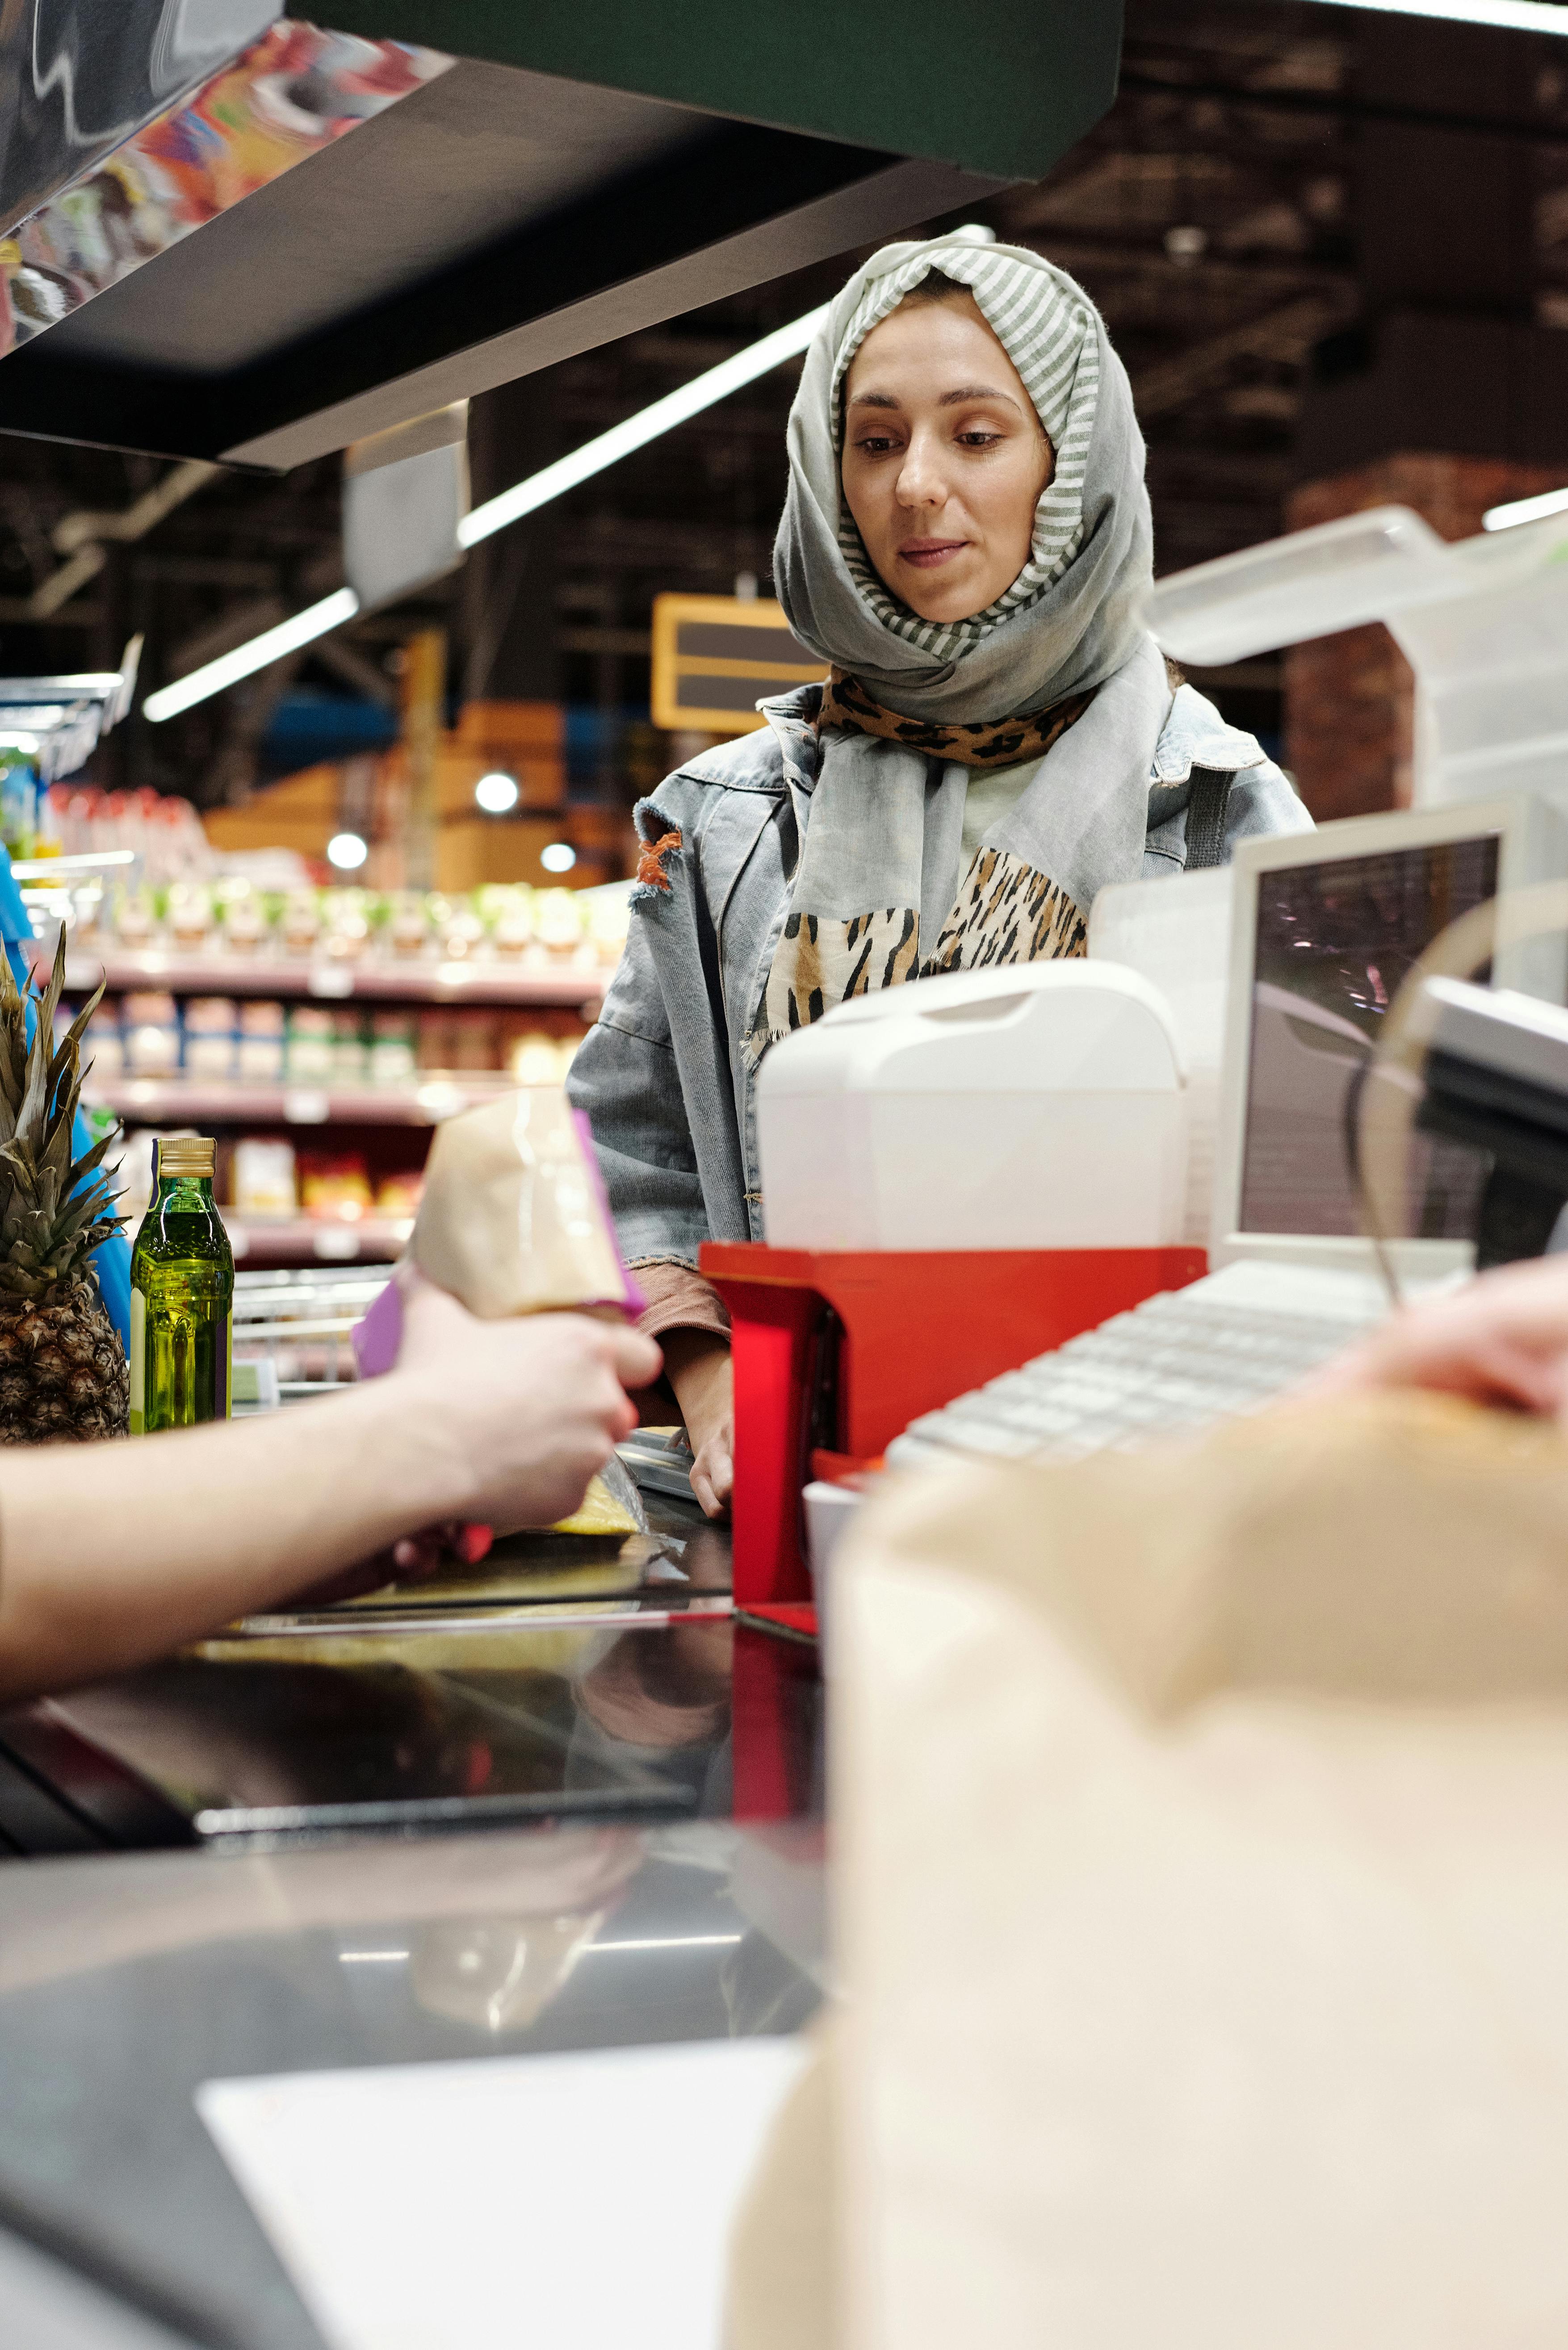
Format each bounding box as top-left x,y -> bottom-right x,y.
661,1329 -> 734,1518
1303,1255 -> 1568,1421
391,1275 -> 662,1532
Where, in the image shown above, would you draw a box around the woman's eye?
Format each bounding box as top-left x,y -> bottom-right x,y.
856,435 -> 899,454
956,430 -> 1004,448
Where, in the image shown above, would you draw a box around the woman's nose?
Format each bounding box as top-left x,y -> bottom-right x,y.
895,434 -> 948,511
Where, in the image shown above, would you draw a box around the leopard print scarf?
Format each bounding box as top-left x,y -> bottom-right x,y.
817,668 -> 1096,770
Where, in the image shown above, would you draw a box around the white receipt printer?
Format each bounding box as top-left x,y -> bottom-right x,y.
756,961 -> 1187,1251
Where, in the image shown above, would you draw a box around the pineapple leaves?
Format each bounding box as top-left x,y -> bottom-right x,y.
0,933 -> 126,1279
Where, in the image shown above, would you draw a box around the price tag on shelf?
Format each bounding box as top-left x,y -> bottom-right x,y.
285,1089 -> 331,1125
307,965 -> 354,999
313,1228 -> 361,1262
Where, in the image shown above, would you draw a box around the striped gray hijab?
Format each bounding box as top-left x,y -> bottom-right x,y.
832,242 -> 1100,661
774,233 -> 1152,728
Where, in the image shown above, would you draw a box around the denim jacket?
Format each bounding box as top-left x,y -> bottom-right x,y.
567,682 -> 1311,1271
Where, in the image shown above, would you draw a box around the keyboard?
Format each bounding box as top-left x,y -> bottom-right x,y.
886,1259 -> 1404,1472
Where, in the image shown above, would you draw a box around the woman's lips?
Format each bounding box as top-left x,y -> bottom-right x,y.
899,539 -> 967,569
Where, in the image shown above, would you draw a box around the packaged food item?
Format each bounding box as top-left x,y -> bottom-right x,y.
281,889 -> 321,957
417,1010 -> 453,1070
509,1030 -> 562,1087
298,1151 -> 373,1221
374,1168 -> 423,1218
491,887 -> 534,959
323,890 -> 370,961
440,904 -> 485,961
113,887 -> 157,950
369,1012 -> 417,1087
410,1089 -> 641,1319
84,1001 -> 124,1080
285,1005 -> 335,1084
231,1137 -> 298,1217
182,997 -> 236,1080
218,883 -> 268,954
167,881 -> 214,950
129,1134 -> 234,1433
0,756 -> 37,858
451,1011 -> 498,1071
122,990 -> 180,1075
237,999 -> 285,1083
331,1009 -> 368,1084
388,892 -> 430,959
534,887 -> 585,960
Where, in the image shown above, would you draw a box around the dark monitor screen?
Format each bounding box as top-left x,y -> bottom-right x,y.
1238,833 -> 1500,1238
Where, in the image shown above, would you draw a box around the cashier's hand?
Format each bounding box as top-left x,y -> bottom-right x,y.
662,1330 -> 735,1519
1305,1253 -> 1568,1420
392,1274 -> 662,1530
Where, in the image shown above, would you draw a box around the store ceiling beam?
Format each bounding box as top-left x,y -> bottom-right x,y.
0,1 -> 1123,470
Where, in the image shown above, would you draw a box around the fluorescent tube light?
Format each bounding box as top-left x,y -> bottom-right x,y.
143,587 -> 361,722
1305,0 -> 1568,27
143,301 -> 829,722
1482,484 -> 1568,531
457,304 -> 829,550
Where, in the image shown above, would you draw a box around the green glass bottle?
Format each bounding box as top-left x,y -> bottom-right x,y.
129,1135 -> 234,1435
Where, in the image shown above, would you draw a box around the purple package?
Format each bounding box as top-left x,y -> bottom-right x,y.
351,1276 -> 403,1379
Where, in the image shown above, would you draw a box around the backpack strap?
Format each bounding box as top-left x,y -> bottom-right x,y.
1184,766 -> 1237,871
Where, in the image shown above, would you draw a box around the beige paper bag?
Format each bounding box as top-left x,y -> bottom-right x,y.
734,1393 -> 1568,2350
411,1088 -> 633,1319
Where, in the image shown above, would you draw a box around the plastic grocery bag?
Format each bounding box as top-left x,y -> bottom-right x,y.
729,1390 -> 1568,2350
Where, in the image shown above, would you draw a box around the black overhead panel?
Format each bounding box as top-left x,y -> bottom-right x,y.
0,0 -> 1124,470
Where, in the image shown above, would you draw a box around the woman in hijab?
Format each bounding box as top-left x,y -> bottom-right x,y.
569,231 -> 1311,1515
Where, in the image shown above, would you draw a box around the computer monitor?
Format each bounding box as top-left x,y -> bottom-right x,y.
1211,793 -> 1568,1270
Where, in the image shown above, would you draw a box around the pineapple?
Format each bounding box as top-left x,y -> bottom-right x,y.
0,931 -> 128,1442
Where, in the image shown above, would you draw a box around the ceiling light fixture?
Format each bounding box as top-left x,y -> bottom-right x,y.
326,830 -> 369,871
1482,484 -> 1568,532
142,301 -> 830,723
1304,0 -> 1568,26
143,588 -> 360,722
474,769 -> 520,814
540,841 -> 576,873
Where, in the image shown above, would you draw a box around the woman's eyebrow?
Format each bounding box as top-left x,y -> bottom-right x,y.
847,390 -> 901,409
937,383 -> 1024,412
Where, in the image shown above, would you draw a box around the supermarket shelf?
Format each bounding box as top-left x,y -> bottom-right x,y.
85,1075 -> 516,1127
61,951 -> 609,1008
223,1215 -> 411,1268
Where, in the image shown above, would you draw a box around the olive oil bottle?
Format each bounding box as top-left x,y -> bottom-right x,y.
129,1136 -> 234,1434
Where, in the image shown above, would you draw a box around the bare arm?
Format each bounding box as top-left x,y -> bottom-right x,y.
0,1278 -> 660,1702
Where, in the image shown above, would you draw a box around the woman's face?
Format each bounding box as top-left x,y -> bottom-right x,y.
841,291 -> 1053,625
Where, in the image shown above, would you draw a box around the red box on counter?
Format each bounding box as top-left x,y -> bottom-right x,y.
701,1241 -> 1207,1623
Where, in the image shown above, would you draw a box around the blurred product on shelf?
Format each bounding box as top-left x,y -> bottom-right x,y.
369,1013 -> 417,1084
49,784 -> 213,882
182,997 -> 236,1080
122,991 -> 180,1075
85,1003 -> 124,1078
60,875 -> 632,978
298,1152 -> 373,1222
285,1007 -> 335,1085
237,1000 -> 285,1081
374,1168 -> 423,1218
1,755 -> 41,860
231,1138 -> 298,1217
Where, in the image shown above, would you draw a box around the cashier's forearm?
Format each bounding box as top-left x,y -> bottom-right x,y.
0,1382 -> 467,1701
